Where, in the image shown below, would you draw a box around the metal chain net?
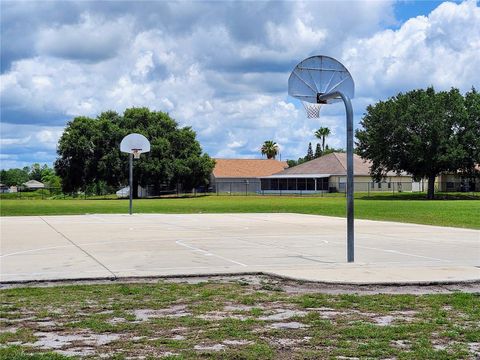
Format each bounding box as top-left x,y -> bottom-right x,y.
302,101 -> 322,118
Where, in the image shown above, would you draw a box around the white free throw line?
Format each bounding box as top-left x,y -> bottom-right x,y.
175,240 -> 247,267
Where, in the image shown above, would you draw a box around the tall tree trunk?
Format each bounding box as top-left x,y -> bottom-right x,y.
427,174 -> 436,200
322,137 -> 325,152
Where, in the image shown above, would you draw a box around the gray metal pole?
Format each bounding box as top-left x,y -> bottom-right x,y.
129,153 -> 133,215
341,93 -> 354,263
318,91 -> 354,263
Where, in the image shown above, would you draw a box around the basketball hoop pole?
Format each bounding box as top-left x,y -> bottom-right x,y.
129,153 -> 133,215
318,91 -> 354,263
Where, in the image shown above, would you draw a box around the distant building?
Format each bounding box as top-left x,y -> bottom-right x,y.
212,159 -> 288,193
436,165 -> 480,192
22,180 -> 45,189
261,152 -> 412,193
0,183 -> 9,193
116,185 -> 150,198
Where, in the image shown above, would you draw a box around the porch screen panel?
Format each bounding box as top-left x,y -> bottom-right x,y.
297,178 -> 306,190
306,178 -> 315,190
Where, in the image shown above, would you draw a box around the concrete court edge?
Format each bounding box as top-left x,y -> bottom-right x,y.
1,271 -> 480,287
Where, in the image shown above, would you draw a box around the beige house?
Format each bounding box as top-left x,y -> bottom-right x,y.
261,152 -> 412,193
212,159 -> 288,193
22,180 -> 45,189
436,165 -> 480,192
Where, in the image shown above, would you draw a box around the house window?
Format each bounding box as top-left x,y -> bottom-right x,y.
388,182 -> 391,189
378,182 -> 382,189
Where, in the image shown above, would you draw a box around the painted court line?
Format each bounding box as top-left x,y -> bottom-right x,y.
175,240 -> 248,267
356,244 -> 450,262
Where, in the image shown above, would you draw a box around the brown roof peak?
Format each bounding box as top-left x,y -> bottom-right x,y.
274,152 -> 407,177
213,158 -> 288,178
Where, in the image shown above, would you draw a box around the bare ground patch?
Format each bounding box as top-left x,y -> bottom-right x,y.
1,275 -> 479,359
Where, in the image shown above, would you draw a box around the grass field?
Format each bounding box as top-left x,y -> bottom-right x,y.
1,277 -> 479,359
1,194 -> 479,229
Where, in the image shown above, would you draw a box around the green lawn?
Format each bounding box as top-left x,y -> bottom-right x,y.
1,278 -> 479,359
1,194 -> 479,229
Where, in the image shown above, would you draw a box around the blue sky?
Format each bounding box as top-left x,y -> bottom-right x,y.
1,0 -> 479,169
395,0 -> 452,23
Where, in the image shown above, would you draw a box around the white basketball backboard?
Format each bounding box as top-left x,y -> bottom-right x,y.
120,133 -> 150,156
288,55 -> 354,105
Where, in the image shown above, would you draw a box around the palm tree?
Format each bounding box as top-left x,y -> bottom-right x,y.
261,141 -> 279,159
315,127 -> 331,152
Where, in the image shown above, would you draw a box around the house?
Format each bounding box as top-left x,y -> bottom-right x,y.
22,180 -> 45,189
0,183 -> 9,193
212,159 -> 288,193
436,165 -> 480,192
116,185 -> 150,198
261,152 -> 412,193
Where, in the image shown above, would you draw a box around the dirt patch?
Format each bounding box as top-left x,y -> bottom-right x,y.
56,347 -> 96,356
468,342 -> 480,356
133,305 -> 192,321
0,326 -> 18,334
269,321 -> 306,329
31,331 -> 120,349
259,309 -> 307,321
271,336 -> 311,347
222,339 -> 253,346
197,311 -> 248,321
1,275 -> 478,359
194,343 -> 225,351
373,315 -> 395,326
223,304 -> 254,312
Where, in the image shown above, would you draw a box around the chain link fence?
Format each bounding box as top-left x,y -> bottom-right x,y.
1,180 -> 478,199
212,180 -> 479,197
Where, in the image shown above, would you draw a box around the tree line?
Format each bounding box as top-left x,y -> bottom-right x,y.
357,87 -> 479,199
54,108 -> 215,197
2,87 -> 477,200
259,87 -> 479,199
0,164 -> 61,188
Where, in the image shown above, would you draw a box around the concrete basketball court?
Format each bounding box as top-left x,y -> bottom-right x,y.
1,213 -> 479,284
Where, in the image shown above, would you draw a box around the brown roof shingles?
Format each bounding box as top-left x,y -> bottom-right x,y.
213,159 -> 288,178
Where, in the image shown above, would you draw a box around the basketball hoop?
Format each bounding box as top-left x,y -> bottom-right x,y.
120,133 -> 151,215
132,149 -> 141,159
288,55 -> 355,263
302,101 -> 322,118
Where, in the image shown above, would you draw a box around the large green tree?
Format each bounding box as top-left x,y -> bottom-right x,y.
356,87 -> 480,199
0,168 -> 29,186
55,108 -> 215,197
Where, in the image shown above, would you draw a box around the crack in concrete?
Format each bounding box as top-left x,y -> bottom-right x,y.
39,217 -> 116,279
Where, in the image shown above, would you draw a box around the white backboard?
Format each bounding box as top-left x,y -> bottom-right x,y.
120,133 -> 151,154
288,55 -> 354,104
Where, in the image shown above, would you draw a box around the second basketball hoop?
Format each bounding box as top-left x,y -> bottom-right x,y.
120,133 -> 151,215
